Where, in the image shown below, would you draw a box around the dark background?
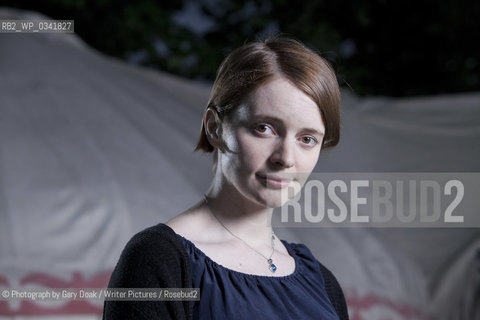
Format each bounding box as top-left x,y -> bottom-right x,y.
4,0 -> 480,97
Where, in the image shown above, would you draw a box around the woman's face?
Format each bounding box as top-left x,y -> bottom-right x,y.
217,77 -> 325,208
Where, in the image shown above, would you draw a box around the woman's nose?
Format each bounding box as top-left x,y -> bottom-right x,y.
269,139 -> 295,168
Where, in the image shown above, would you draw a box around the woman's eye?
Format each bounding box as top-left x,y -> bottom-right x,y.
255,124 -> 273,134
301,136 -> 318,146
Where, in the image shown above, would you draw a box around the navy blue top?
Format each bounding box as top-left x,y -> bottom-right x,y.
177,234 -> 340,320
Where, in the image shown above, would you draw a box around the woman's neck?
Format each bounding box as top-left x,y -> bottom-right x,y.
204,184 -> 274,246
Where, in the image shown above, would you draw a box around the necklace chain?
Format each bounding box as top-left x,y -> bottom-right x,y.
203,195 -> 278,273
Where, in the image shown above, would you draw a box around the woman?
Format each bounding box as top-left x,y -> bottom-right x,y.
103,37 -> 348,320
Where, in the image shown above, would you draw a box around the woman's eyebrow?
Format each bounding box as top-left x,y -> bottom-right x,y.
252,114 -> 325,136
300,127 -> 325,136
251,114 -> 283,125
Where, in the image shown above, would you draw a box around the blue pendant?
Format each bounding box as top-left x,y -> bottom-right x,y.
269,264 -> 277,273
268,259 -> 277,273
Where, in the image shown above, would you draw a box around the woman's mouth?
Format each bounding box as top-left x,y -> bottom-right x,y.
256,173 -> 293,189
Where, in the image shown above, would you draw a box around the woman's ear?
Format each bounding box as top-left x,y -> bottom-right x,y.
204,107 -> 223,149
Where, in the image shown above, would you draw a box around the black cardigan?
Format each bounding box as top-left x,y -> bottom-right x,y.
103,223 -> 349,319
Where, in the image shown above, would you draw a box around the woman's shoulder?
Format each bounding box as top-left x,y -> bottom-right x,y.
282,241 -> 320,266
286,241 -> 343,286
124,223 -> 184,256
108,223 -> 192,288
105,223 -> 194,319
111,223 -> 189,280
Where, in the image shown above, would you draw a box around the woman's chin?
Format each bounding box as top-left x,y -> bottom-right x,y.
256,182 -> 303,208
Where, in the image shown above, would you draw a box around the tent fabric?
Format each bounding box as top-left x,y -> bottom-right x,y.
1,7 -> 479,320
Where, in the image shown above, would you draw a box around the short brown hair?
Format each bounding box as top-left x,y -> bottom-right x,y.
194,36 -> 340,152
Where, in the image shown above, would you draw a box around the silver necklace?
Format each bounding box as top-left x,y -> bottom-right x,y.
204,195 -> 278,273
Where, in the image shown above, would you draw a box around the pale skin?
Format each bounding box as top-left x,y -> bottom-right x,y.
167,77 -> 325,277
